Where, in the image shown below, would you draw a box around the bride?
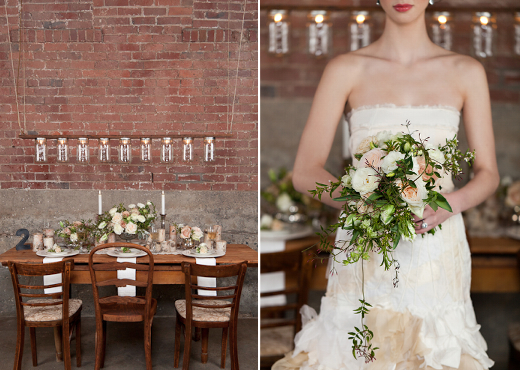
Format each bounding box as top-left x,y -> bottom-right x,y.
272,0 -> 499,369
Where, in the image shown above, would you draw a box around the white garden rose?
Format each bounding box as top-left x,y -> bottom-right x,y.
109,208 -> 117,216
198,243 -> 208,254
276,192 -> 295,212
341,169 -> 355,188
128,204 -> 136,209
70,233 -> 78,242
260,214 -> 273,229
113,223 -> 124,235
131,214 -> 140,221
137,203 -> 145,208
125,222 -> 137,234
137,215 -> 146,223
396,178 -> 428,218
98,221 -> 107,229
356,135 -> 378,155
390,132 -> 404,141
376,130 -> 393,148
425,144 -> 445,165
192,227 -> 204,241
381,151 -> 405,174
351,167 -> 380,195
112,213 -> 123,224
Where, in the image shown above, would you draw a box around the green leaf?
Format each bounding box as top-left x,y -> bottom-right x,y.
435,194 -> 453,212
429,201 -> 438,211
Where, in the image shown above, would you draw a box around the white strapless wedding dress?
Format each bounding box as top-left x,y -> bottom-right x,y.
272,105 -> 494,370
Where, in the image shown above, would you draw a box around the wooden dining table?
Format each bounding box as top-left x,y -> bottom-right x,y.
0,244 -> 258,362
0,244 -> 258,284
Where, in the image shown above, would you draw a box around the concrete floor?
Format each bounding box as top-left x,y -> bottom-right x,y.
0,317 -> 258,370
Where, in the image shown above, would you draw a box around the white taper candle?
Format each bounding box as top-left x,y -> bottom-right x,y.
161,190 -> 165,215
98,190 -> 102,215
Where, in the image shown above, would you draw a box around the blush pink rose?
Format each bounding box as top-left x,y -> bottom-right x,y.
359,148 -> 386,169
121,221 -> 127,228
73,221 -> 82,227
180,226 -> 192,239
416,156 -> 437,182
506,181 -> 520,207
63,227 -> 71,235
122,211 -> 130,218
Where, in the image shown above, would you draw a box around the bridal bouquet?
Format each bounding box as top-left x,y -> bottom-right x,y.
95,201 -> 157,241
311,122 -> 475,362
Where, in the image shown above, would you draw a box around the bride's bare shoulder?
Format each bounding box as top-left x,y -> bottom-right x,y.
437,51 -> 486,81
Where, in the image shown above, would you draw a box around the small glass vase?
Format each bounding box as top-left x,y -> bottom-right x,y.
182,238 -> 193,251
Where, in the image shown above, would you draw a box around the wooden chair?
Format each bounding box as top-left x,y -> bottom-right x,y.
8,259 -> 82,370
259,247 -> 313,368
174,261 -> 248,370
88,242 -> 157,370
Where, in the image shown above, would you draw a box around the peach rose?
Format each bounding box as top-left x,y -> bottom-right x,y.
73,221 -> 82,227
122,211 -> 130,218
356,135 -> 378,155
416,156 -> 437,182
121,220 -> 127,228
63,227 -> 71,235
359,148 -> 386,169
180,225 -> 192,239
397,179 -> 428,218
506,181 -> 520,207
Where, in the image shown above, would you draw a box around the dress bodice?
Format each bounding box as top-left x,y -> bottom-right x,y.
346,104 -> 461,193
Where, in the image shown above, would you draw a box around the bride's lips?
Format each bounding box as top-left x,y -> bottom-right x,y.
393,4 -> 413,12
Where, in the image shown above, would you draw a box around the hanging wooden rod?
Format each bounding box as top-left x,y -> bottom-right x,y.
19,133 -> 234,140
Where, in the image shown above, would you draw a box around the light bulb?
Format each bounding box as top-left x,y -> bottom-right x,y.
274,13 -> 282,23
438,15 -> 447,24
480,16 -> 489,26
356,14 -> 366,24
315,14 -> 324,24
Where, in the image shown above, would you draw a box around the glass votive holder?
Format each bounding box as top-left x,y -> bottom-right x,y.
183,137 -> 193,161
161,137 -> 173,163
140,138 -> 151,162
35,137 -> 47,162
118,137 -> 131,163
98,138 -> 110,163
57,137 -> 68,163
203,137 -> 215,162
77,137 -> 89,163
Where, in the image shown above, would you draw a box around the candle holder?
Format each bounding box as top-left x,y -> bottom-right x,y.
268,10 -> 290,55
160,214 -> 166,229
203,137 -> 215,162
35,137 -> 48,162
57,137 -> 68,163
431,12 -> 452,50
472,12 -> 496,59
77,138 -> 89,163
161,137 -> 173,163
182,137 -> 194,161
98,138 -> 110,163
308,10 -> 332,57
118,137 -> 132,163
140,137 -> 151,162
349,11 -> 371,51
515,12 -> 520,56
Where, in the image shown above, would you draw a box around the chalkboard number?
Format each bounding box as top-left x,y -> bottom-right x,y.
15,229 -> 31,251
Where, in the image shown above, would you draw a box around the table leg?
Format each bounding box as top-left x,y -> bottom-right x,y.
54,326 -> 63,362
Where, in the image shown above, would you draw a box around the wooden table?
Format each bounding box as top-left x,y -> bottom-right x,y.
0,244 -> 258,285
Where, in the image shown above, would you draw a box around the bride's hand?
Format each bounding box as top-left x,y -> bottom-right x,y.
413,193 -> 459,234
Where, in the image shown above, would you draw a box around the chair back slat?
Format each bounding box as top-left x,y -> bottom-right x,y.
260,249 -> 304,274
19,282 -> 63,290
260,287 -> 300,297
89,243 -> 154,319
20,292 -> 62,299
182,261 -> 247,324
13,261 -> 68,276
96,278 -> 148,288
21,300 -> 63,307
260,319 -> 297,329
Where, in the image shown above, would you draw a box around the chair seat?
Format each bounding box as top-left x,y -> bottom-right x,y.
175,299 -> 231,322
101,297 -> 158,322
24,299 -> 82,322
260,325 -> 294,356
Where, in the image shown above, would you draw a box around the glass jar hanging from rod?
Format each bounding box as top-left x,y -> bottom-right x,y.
161,137 -> 173,163
98,138 -> 110,163
77,138 -> 89,163
203,137 -> 215,162
57,137 -> 68,163
118,138 -> 132,163
35,137 -> 47,162
183,137 -> 194,162
140,138 -> 151,162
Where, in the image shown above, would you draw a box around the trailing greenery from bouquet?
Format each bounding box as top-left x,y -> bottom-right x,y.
55,219 -> 95,248
310,122 -> 475,363
95,201 -> 157,242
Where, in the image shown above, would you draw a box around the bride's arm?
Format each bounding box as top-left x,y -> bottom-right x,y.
292,56 -> 360,209
416,57 -> 499,234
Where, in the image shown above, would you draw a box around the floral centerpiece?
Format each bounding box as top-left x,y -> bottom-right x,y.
95,201 -> 157,242
311,122 -> 475,362
179,225 -> 204,242
55,220 -> 95,249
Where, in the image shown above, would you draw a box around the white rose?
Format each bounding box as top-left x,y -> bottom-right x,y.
351,167 -> 380,195
54,245 -> 62,253
192,227 -> 204,241
376,130 -> 393,148
390,132 -> 404,141
425,144 -> 445,165
109,208 -> 117,216
397,178 -> 429,218
137,203 -> 145,208
276,192 -> 295,212
381,151 -> 405,174
113,223 -> 124,235
198,243 -> 208,254
98,221 -> 107,229
125,222 -> 137,234
112,213 -> 123,224
356,135 -> 378,155
137,215 -> 146,223
260,214 -> 273,229
128,204 -> 136,209
70,233 -> 78,242
147,201 -> 152,205
131,214 -> 139,221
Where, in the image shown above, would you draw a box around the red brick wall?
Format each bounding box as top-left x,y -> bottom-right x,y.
260,8 -> 520,102
0,0 -> 258,191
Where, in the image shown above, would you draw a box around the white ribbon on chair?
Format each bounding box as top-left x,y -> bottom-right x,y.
259,239 -> 286,307
43,257 -> 64,294
117,257 -> 136,297
195,258 -> 217,296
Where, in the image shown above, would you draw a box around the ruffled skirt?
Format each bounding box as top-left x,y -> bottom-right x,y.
272,214 -> 494,370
